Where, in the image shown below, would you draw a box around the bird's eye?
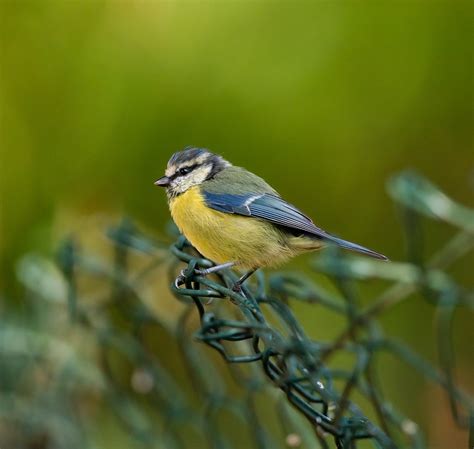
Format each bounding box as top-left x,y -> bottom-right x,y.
178,166 -> 193,176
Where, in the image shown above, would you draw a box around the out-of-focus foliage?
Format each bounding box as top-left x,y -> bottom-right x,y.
3,172 -> 473,449
0,1 -> 472,448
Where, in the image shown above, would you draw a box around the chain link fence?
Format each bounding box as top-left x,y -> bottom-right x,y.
2,171 -> 473,449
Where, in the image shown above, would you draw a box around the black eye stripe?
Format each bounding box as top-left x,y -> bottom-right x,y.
180,164 -> 199,175
169,164 -> 199,180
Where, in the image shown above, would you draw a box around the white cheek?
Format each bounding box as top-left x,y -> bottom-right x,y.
171,178 -> 190,194
170,165 -> 212,193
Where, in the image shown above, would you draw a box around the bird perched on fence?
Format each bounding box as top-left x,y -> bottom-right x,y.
155,147 -> 388,290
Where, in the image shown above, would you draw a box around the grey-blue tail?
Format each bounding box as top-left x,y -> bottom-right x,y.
325,235 -> 388,261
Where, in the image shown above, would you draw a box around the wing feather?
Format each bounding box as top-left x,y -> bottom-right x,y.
204,192 -> 329,236
203,191 -> 388,260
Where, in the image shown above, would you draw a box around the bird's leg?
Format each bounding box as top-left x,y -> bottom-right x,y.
195,261 -> 235,276
175,262 -> 236,288
232,269 -> 257,292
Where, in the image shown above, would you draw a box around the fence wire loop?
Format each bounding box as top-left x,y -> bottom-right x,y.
160,171 -> 473,448
4,171 -> 472,449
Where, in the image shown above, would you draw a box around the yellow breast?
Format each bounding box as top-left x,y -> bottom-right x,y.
169,186 -> 293,269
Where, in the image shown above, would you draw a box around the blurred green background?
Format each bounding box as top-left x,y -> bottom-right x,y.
0,1 -> 472,448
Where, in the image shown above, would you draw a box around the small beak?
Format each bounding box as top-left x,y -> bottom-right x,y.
154,176 -> 170,187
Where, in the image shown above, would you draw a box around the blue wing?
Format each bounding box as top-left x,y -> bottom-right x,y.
203,191 -> 387,260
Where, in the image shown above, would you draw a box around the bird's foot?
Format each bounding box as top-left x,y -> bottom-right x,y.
230,269 -> 257,294
231,282 -> 243,293
174,270 -> 187,288
175,263 -> 232,288
174,267 -> 200,288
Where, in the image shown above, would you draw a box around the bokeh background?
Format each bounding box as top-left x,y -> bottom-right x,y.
0,1 -> 472,448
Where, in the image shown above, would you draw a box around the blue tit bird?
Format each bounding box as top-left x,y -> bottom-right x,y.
155,147 -> 388,290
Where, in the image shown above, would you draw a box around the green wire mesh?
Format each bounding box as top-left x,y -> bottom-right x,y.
3,171 -> 473,449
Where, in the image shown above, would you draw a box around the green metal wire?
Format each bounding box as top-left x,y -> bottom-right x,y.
3,171 -> 473,449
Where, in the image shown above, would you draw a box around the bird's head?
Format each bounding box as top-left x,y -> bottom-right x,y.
155,147 -> 231,197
